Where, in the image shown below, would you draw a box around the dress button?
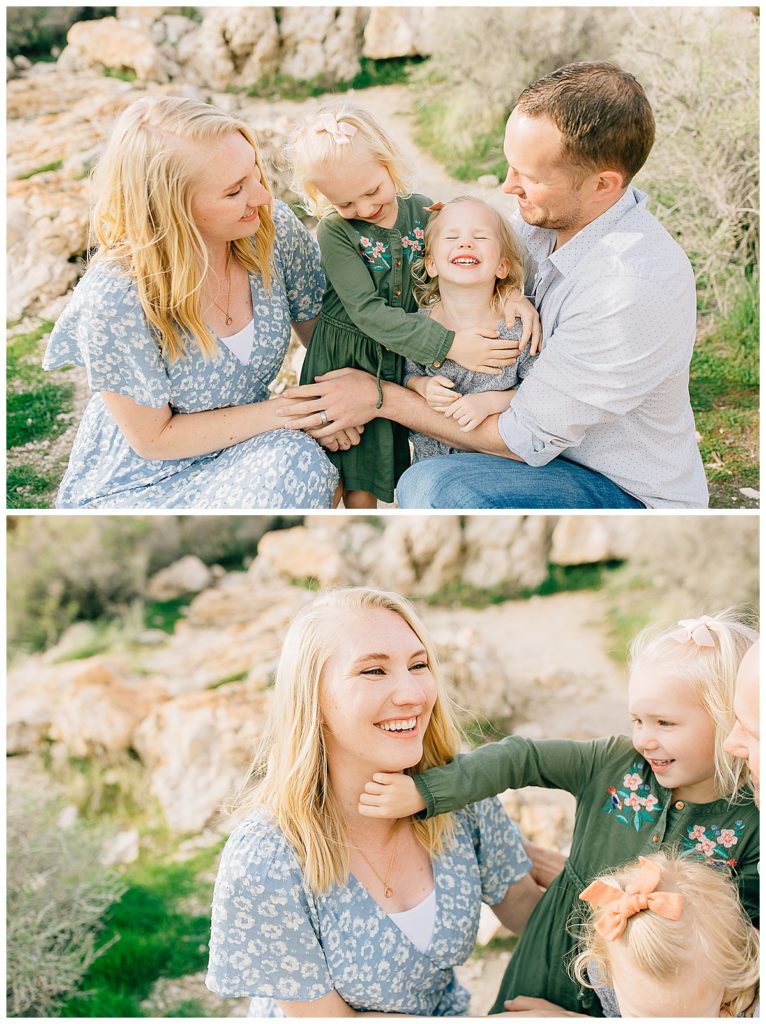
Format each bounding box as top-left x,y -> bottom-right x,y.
394,288 -> 401,296
651,833 -> 660,844
395,259 -> 402,268
433,361 -> 442,368
675,800 -> 685,810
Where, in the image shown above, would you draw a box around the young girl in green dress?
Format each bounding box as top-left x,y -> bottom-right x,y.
289,102 -> 534,508
358,610 -> 760,1015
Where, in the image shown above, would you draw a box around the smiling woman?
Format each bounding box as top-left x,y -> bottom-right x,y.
206,587 -> 541,1017
41,94 -> 339,509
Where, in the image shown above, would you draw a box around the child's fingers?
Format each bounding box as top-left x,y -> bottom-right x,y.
363,781 -> 386,795
371,772 -> 400,784
358,792 -> 383,805
357,801 -> 389,818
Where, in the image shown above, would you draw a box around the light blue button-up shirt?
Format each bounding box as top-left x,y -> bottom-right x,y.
498,187 -> 708,508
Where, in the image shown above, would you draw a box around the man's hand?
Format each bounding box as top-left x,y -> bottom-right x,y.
358,772 -> 426,818
502,291 -> 542,355
522,841 -> 567,890
424,375 -> 461,411
276,369 -> 380,437
448,328 -> 519,375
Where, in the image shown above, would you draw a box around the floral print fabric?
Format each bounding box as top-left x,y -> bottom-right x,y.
42,201 -> 338,509
206,798 -> 531,1016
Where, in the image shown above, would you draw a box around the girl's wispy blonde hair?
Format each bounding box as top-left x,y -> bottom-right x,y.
234,587 -> 461,894
411,197 -> 526,316
288,101 -> 412,218
570,850 -> 760,1017
90,94 -> 275,362
629,608 -> 758,800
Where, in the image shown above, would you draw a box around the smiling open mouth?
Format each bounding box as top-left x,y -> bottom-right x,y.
648,758 -> 675,768
375,717 -> 417,734
450,256 -> 480,265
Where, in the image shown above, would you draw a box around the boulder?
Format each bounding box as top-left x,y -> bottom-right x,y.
58,17 -> 171,82
176,7 -> 280,91
251,524 -> 346,587
550,516 -> 639,565
278,7 -> 365,84
376,516 -> 464,595
133,684 -> 272,832
146,555 -> 215,601
461,516 -> 552,590
429,624 -> 513,721
100,828 -> 140,865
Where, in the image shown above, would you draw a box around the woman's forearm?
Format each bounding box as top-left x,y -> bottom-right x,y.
102,390 -> 286,461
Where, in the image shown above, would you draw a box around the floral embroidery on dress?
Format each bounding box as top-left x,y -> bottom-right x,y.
400,224 -> 425,262
681,820 -> 744,867
359,236 -> 391,271
600,762 -> 663,831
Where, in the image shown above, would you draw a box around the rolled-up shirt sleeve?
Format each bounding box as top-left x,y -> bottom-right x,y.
498,272 -> 694,466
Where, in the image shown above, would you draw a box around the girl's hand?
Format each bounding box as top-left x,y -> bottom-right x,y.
443,393 -> 492,432
358,772 -> 426,818
448,328 -> 518,375
314,426 -> 365,451
424,375 -> 461,411
502,291 -> 542,355
501,997 -> 585,1017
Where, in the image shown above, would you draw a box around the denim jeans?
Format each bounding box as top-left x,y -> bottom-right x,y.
396,454 -> 645,509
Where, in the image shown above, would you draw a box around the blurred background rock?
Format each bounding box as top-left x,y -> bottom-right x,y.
6,512 -> 759,1015
6,6 -> 759,509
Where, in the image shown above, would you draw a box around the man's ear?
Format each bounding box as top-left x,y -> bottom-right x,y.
593,169 -> 626,202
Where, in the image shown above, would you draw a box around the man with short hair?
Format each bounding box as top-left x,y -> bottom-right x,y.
724,640 -> 760,806
280,62 -> 708,509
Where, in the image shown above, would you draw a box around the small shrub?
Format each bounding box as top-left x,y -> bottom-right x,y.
7,783 -> 127,1017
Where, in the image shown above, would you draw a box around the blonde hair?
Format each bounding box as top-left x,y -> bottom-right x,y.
411,197 -> 526,316
571,851 -> 760,1017
90,94 -> 275,362
288,101 -> 412,218
629,609 -> 758,800
235,587 -> 461,893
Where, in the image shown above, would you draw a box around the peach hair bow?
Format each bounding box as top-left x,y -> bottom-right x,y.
423,202 -> 445,212
579,856 -> 683,941
313,112 -> 357,145
670,615 -> 716,648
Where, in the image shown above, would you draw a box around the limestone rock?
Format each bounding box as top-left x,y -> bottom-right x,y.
362,7 -> 440,58
278,6 -> 365,83
550,516 -> 639,565
251,525 -> 345,587
59,17 -> 171,82
461,516 -> 552,590
176,8 -> 280,91
133,684 -> 272,832
146,555 -> 215,601
100,828 -> 140,865
376,516 -> 464,595
429,624 -> 513,721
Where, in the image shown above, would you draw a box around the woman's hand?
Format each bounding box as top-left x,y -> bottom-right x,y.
522,841 -> 567,890
499,997 -> 585,1017
358,772 -> 426,818
424,375 -> 460,411
502,291 -> 542,355
447,328 -> 518,375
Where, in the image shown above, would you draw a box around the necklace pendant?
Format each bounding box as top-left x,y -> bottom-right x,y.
225,315 -> 233,325
384,885 -> 393,898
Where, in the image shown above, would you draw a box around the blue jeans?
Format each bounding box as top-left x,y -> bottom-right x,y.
396,454 -> 645,509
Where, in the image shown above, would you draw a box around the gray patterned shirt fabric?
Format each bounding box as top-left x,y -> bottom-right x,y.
498,188 -> 708,508
404,315 -> 535,461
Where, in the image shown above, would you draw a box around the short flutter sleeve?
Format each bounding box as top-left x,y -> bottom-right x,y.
43,262 -> 171,408
206,814 -> 334,1002
463,797 -> 532,906
271,200 -> 325,323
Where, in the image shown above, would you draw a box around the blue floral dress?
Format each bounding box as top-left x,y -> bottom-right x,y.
206,798 -> 531,1016
43,201 -> 339,509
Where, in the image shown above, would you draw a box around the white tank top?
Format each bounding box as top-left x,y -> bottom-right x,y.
387,887 -> 436,953
219,319 -> 254,364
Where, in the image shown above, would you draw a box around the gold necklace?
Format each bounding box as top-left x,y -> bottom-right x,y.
210,248 -> 233,326
353,820 -> 401,899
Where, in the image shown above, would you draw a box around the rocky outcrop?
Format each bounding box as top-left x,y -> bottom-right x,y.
146,555 -> 215,602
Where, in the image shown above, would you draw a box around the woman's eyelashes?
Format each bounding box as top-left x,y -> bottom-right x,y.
359,661 -> 428,677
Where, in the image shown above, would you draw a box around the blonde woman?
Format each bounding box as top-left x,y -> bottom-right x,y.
43,95 -> 339,508
206,588 -> 541,1017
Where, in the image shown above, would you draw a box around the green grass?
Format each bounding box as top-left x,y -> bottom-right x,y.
7,382 -> 74,447
17,159 -> 63,179
241,56 -> 421,101
7,464 -> 59,508
472,933 -> 519,957
144,598 -> 191,634
103,66 -> 137,82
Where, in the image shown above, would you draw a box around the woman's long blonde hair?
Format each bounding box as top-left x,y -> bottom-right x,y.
570,851 -> 760,1017
629,608 -> 758,800
235,587 -> 462,893
412,197 -> 526,316
90,94 -> 275,361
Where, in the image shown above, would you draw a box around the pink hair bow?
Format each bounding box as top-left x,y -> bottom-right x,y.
671,615 -> 716,648
313,112 -> 357,145
580,857 -> 683,941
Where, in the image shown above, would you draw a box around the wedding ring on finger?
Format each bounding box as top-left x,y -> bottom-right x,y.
318,410 -> 328,426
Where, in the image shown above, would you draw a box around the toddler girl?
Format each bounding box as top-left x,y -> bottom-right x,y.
405,196 -> 538,462
358,610 -> 760,1015
289,102 -> 535,507
571,851 -> 760,1017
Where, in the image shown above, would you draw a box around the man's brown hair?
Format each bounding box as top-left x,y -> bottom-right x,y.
516,61 -> 655,184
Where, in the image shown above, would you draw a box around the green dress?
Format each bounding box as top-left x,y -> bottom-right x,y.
413,734 -> 759,1016
300,194 -> 454,502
